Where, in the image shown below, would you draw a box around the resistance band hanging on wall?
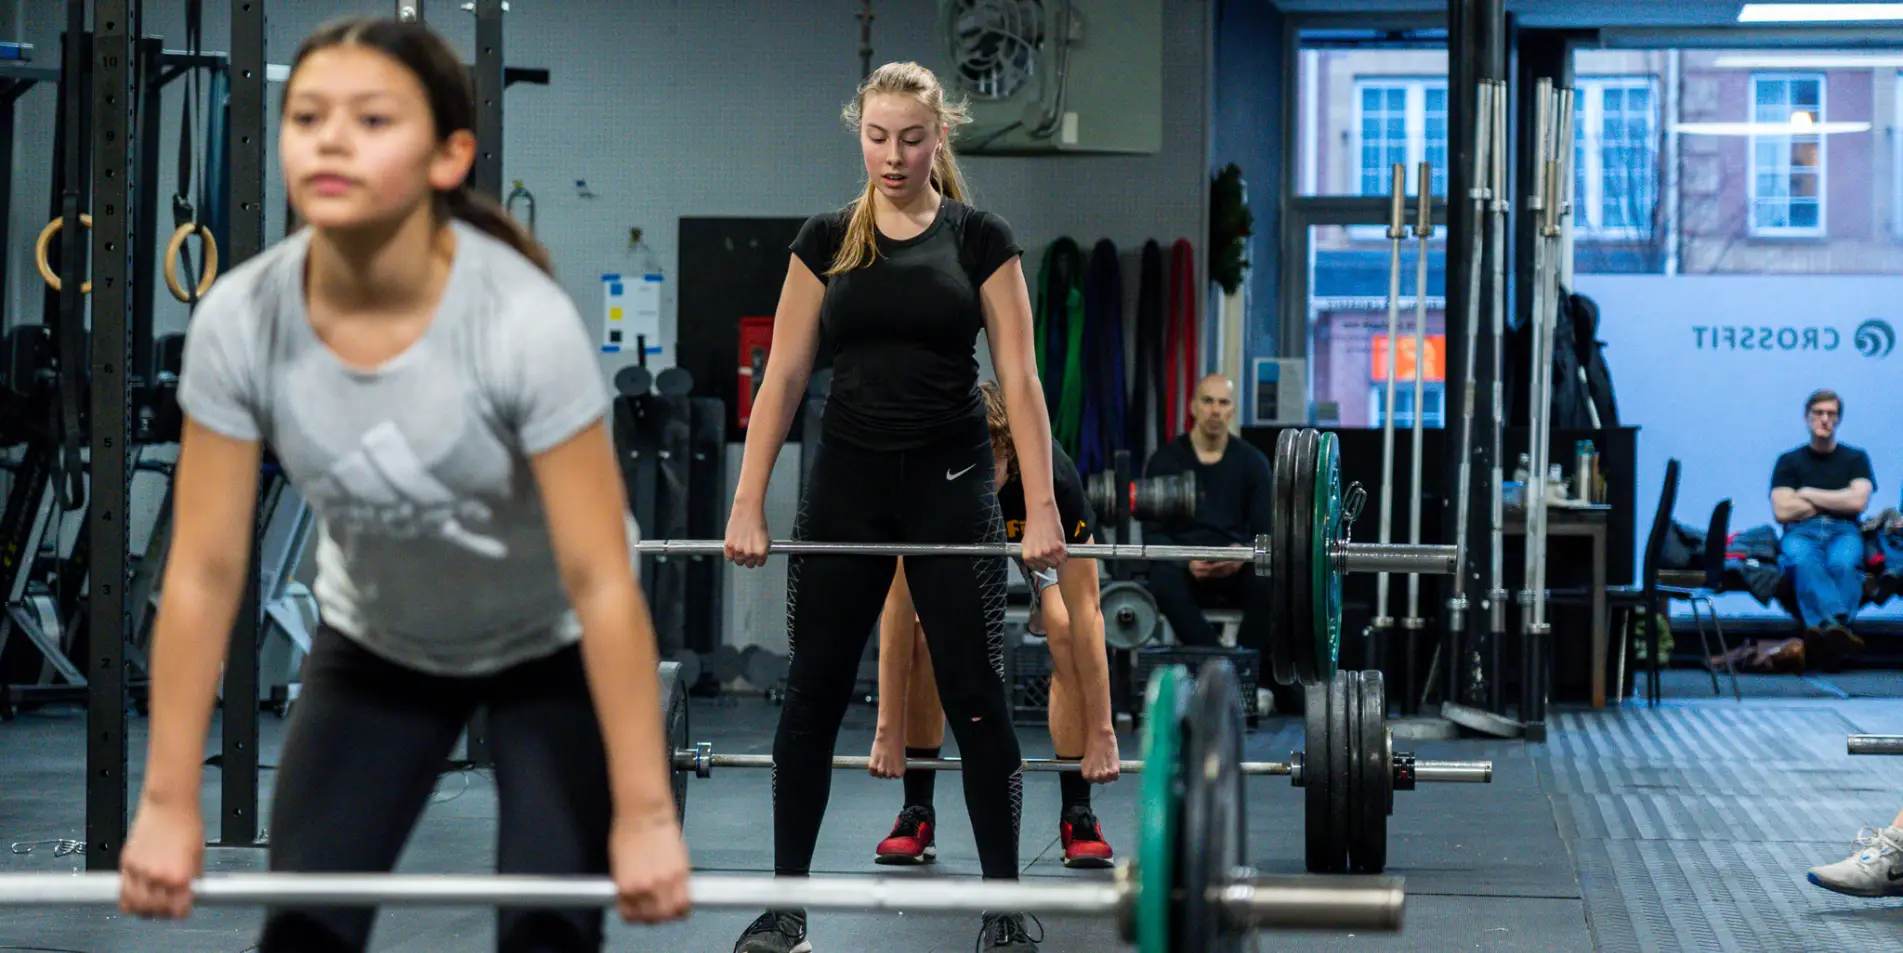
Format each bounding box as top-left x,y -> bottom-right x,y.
1163,238 -> 1198,440
1134,239 -> 1166,464
1078,238 -> 1126,476
1036,238 -> 1087,458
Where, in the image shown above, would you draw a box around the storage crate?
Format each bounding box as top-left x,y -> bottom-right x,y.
1010,639 -> 1056,724
1133,645 -> 1261,724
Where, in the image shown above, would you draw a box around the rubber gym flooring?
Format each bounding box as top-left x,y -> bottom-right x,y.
5,669 -> 1903,951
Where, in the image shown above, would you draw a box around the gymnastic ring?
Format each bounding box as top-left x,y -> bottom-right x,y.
35,214 -> 93,294
165,222 -> 220,302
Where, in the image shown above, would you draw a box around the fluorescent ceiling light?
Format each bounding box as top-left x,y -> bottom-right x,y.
1675,120 -> 1873,134
1738,3 -> 1903,22
1712,53 -> 1903,68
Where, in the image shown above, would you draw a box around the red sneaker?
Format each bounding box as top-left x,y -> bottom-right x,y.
1061,807 -> 1115,869
874,805 -> 937,865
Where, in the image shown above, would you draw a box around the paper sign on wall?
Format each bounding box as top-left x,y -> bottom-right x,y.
602,272 -> 664,363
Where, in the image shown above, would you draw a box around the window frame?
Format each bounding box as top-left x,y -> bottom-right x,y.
1747,71 -> 1828,239
1573,75 -> 1661,243
1350,76 -> 1450,200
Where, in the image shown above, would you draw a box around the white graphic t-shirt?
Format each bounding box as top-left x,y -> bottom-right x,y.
177,219 -> 633,675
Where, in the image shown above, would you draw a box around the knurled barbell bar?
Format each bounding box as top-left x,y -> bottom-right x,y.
667,743 -> 1490,785
0,663 -> 1403,953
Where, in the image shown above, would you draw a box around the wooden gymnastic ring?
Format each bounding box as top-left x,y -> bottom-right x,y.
35,214 -> 93,294
165,222 -> 220,303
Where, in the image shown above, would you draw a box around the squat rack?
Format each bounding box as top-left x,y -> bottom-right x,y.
81,0 -> 529,870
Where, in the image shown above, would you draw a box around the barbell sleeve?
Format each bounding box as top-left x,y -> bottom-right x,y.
1337,542 -> 1457,575
1223,875 -> 1406,932
1848,734 -> 1903,755
1414,761 -> 1493,783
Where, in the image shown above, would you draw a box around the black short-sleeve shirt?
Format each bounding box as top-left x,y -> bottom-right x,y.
788,197 -> 1023,451
998,444 -> 1097,545
1771,442 -> 1876,517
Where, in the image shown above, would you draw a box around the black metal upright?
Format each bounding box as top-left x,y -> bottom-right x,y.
218,0 -> 269,849
87,0 -> 140,872
459,0 -> 507,769
1443,0 -> 1507,713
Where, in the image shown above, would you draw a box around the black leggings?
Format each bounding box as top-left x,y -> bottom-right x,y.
776,419 -> 1023,880
260,626 -> 612,953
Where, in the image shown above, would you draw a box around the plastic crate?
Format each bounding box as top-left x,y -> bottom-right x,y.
1133,645 -> 1261,722
1009,639 -> 1056,723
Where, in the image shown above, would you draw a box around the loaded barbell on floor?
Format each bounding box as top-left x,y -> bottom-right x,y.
0,662 -> 1404,952
655,656 -> 1487,880
666,743 -> 1490,785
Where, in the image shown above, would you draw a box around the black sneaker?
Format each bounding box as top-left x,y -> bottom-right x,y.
734,909 -> 812,953
976,912 -> 1043,952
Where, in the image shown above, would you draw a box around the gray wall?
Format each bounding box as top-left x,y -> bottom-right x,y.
7,0 -> 1211,380
4,0 -> 1213,659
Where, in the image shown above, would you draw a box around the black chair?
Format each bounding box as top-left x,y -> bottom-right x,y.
1552,459 -> 1740,706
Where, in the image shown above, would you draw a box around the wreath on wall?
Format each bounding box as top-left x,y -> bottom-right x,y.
1209,162 -> 1253,295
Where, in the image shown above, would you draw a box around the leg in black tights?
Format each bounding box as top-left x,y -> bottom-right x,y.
259,628 -> 474,953
900,428 -> 1021,880
487,644 -> 615,953
772,436 -> 900,877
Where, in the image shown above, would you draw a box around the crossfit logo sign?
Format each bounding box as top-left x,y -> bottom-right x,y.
1691,321 -> 1895,358
1855,319 -> 1896,358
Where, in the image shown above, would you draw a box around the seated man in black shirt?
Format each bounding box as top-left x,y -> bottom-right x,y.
1771,388 -> 1874,664
1140,374 -> 1275,658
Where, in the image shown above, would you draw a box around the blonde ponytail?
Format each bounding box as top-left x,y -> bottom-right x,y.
829,61 -> 972,276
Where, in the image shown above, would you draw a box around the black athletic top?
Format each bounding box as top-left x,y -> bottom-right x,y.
1772,442 -> 1876,519
1142,433 -> 1275,547
999,443 -> 1097,546
789,197 -> 1023,450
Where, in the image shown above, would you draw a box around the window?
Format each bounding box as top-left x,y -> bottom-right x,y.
1749,73 -> 1825,236
1573,77 -> 1660,239
1354,79 -> 1449,199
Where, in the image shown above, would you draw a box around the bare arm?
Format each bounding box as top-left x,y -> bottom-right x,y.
980,259 -> 1060,526
140,419 -> 262,808
1054,549 -> 1114,741
1799,479 -> 1873,516
875,561 -> 919,740
1772,487 -> 1819,524
531,421 -> 677,823
732,257 -> 827,510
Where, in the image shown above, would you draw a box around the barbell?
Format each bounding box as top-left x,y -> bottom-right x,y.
644,428 -> 1448,686
0,663 -> 1404,953
1847,735 -> 1903,755
656,655 -> 1486,878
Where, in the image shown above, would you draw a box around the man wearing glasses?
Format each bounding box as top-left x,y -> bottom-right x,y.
1771,388 -> 1874,666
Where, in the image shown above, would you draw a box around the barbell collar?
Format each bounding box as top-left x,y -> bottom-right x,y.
1221,873 -> 1406,932
1848,734 -> 1903,755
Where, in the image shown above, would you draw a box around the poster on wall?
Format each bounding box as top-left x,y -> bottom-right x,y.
1577,274 -> 1903,544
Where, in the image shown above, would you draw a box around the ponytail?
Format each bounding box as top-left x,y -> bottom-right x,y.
933,144 -> 969,203
443,186 -> 552,275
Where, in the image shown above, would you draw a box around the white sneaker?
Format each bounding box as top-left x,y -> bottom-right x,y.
1808,826 -> 1903,898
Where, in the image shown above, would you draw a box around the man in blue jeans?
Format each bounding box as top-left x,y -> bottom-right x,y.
1771,388 -> 1873,666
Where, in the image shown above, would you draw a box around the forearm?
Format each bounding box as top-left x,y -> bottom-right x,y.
732,370 -> 809,507
1000,372 -> 1060,517
1803,487 -> 1868,513
141,572 -> 248,805
573,579 -> 677,822
1058,564 -> 1114,736
874,597 -> 915,736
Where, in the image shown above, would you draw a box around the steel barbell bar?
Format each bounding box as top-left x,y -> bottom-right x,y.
670,743 -> 1491,785
635,535 -> 1458,576
0,868 -> 1406,936
1848,735 -> 1903,755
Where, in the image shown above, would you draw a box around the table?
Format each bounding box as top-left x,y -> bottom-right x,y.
1507,503 -> 1610,710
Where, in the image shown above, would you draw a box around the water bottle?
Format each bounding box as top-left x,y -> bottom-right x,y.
1574,440 -> 1597,502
